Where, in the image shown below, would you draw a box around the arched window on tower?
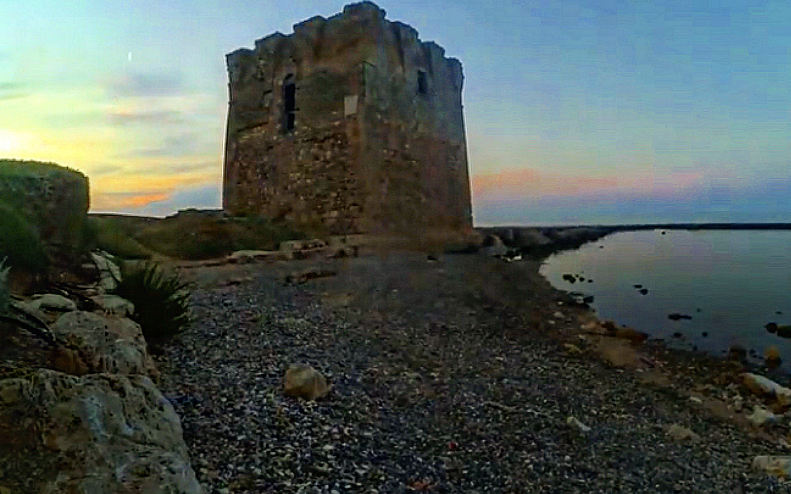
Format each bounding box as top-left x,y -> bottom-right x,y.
283,74 -> 296,132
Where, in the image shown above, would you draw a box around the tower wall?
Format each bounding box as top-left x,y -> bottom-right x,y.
223,2 -> 472,235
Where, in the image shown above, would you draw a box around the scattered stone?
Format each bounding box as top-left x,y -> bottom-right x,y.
91,251 -> 121,292
666,424 -> 700,441
766,323 -> 791,338
284,270 -> 338,285
747,406 -> 777,427
26,294 -> 77,312
91,294 -> 135,317
668,313 -> 693,321
283,363 -> 331,401
597,337 -> 643,369
563,343 -> 583,356
614,327 -> 649,344
765,346 -> 782,366
672,332 -> 684,339
562,273 -> 576,283
753,456 -> 791,478
742,373 -> 791,406
689,396 -> 703,405
566,416 -> 591,433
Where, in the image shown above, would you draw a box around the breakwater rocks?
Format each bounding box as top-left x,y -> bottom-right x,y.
476,226 -> 617,258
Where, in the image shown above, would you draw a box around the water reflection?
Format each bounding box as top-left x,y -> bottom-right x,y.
540,230 -> 791,371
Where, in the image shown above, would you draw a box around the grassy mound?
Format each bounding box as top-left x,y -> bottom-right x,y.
91,210 -> 305,260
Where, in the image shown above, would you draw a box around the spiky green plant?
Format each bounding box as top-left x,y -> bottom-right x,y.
110,261 -> 191,343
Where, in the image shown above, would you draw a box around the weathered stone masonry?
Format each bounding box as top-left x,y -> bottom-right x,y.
223,1 -> 472,235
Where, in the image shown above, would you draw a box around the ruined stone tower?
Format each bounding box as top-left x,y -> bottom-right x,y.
223,1 -> 472,235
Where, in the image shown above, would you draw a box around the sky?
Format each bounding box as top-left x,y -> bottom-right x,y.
1,0 -> 790,226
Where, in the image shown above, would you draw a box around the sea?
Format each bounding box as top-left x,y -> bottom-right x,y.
539,229 -> 791,372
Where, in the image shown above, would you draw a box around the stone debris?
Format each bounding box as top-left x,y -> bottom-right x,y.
91,251 -> 121,292
566,416 -> 591,433
91,294 -> 135,317
742,373 -> 791,407
26,293 -> 77,312
747,406 -> 778,427
283,363 -> 331,401
666,424 -> 700,442
752,456 -> 791,479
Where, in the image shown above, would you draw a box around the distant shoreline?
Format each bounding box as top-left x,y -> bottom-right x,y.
479,222 -> 791,231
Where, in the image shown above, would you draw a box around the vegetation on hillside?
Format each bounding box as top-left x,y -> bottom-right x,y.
0,201 -> 49,275
92,211 -> 306,260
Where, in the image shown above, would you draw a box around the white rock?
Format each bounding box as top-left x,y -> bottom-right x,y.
753,455 -> 791,478
742,373 -> 791,406
27,293 -> 77,312
91,294 -> 135,317
91,252 -> 121,292
747,406 -> 778,427
566,416 -> 591,433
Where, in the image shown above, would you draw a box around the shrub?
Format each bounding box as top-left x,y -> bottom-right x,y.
0,201 -> 49,274
110,261 -> 191,343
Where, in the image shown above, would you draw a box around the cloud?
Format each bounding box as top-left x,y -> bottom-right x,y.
471,168 -> 704,202
0,82 -> 28,101
92,183 -> 222,217
107,71 -> 186,98
122,133 -> 210,159
107,109 -> 184,126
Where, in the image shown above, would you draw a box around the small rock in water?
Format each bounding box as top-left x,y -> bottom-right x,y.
672,332 -> 684,339
765,346 -> 782,367
638,288 -> 649,295
633,284 -> 643,289
701,332 -> 708,337
668,313 -> 692,321
562,274 -> 576,283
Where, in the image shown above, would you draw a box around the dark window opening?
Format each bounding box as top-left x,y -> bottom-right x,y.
417,70 -> 428,95
283,75 -> 296,132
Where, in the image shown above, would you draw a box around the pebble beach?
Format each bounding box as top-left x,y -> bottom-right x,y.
157,252 -> 789,493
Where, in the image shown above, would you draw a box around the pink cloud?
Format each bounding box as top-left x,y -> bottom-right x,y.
471,168 -> 704,201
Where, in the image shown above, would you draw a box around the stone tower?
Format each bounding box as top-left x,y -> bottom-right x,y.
223,1 -> 472,235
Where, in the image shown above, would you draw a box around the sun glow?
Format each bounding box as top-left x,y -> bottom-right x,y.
0,129 -> 33,154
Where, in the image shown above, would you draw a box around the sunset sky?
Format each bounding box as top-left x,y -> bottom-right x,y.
1,0 -> 790,225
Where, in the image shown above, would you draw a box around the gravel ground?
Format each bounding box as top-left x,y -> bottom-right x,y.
157,253 -> 788,493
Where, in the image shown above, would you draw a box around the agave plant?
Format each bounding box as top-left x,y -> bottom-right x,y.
110,261 -> 192,343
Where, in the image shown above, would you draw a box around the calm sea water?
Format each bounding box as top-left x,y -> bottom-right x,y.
540,229 -> 791,370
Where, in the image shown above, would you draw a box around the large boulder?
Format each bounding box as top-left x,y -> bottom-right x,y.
0,369 -> 202,493
51,311 -> 157,378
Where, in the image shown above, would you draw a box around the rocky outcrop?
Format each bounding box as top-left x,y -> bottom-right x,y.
0,369 -> 202,493
51,311 -> 158,378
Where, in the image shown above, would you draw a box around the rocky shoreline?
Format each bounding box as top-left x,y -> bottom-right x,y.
155,244 -> 791,493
